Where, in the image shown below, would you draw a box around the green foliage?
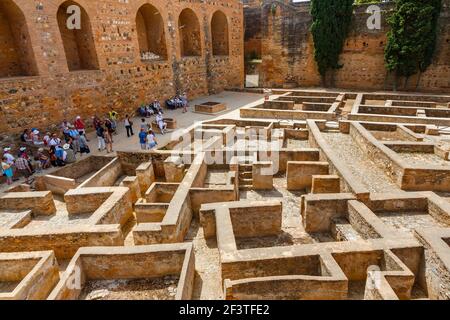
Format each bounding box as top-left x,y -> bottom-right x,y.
354,0 -> 383,4
384,0 -> 442,81
271,3 -> 277,15
310,0 -> 355,83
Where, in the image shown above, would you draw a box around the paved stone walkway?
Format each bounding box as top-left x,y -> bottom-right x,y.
0,91 -> 264,192
85,91 -> 264,154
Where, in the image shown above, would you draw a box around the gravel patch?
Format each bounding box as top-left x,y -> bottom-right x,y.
284,139 -> 310,149
321,132 -> 400,193
23,199 -> 93,230
376,211 -> 447,236
369,130 -> 414,142
79,276 -> 180,300
0,211 -> 27,229
204,170 -> 229,187
396,152 -> 450,167
240,175 -> 318,246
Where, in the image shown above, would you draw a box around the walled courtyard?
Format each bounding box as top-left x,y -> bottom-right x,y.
1,89 -> 450,300
0,0 -> 450,301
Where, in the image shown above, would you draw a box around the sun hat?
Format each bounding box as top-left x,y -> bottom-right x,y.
63,144 -> 70,150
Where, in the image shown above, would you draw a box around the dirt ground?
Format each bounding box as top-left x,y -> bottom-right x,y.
79,276 -> 180,300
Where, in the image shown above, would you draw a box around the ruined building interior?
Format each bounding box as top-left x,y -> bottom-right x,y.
0,0 -> 450,301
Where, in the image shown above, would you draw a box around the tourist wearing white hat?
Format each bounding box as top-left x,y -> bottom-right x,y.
63,144 -> 76,163
1,156 -> 14,185
2,148 -> 15,165
74,116 -> 89,142
156,112 -> 167,134
18,147 -> 33,172
43,132 -> 51,146
15,153 -> 33,184
32,130 -> 44,145
49,133 -> 62,147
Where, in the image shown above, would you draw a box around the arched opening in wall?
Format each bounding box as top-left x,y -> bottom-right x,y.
211,11 -> 229,56
0,0 -> 38,78
136,4 -> 167,61
57,1 -> 99,71
178,8 -> 202,57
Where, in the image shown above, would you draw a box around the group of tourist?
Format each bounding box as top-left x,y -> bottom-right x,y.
138,100 -> 164,118
93,112 -> 117,153
1,147 -> 35,185
136,114 -> 165,150
138,127 -> 158,150
98,105 -> 170,152
1,115 -> 94,186
2,94 -> 189,186
166,93 -> 189,113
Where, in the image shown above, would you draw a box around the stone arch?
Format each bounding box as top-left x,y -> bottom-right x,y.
136,3 -> 167,61
0,0 -> 38,78
57,0 -> 99,71
211,10 -> 229,56
178,8 -> 202,57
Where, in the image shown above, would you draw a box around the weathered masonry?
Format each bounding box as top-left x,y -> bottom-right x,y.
243,0 -> 450,93
1,89 -> 450,300
0,0 -> 244,135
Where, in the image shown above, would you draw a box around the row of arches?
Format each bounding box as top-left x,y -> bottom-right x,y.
57,1 -> 99,72
0,0 -> 39,77
0,0 -> 230,78
138,5 -> 229,59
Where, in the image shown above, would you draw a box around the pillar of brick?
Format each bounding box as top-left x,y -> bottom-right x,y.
163,156 -> 185,183
136,162 -> 155,194
425,125 -> 440,136
252,161 -> 273,190
311,175 -> 340,194
287,161 -> 329,191
120,176 -> 142,203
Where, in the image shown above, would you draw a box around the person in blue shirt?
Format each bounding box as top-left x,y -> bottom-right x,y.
2,156 -> 14,185
54,146 -> 66,166
68,125 -> 80,153
139,128 -> 147,150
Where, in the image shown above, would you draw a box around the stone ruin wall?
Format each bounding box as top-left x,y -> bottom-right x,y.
0,0 -> 244,136
244,0 -> 450,93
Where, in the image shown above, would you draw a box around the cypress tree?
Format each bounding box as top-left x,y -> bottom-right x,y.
310,0 -> 354,86
384,0 -> 442,90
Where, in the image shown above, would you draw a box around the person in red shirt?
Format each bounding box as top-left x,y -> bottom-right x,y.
74,116 -> 89,142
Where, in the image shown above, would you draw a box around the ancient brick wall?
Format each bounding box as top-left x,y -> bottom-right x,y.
0,0 -> 244,136
245,0 -> 450,93
244,6 -> 262,60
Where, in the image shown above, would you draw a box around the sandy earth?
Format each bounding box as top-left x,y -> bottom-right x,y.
79,276 -> 180,300
321,131 -> 401,193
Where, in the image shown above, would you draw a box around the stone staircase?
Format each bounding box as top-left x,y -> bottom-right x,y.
238,164 -> 253,190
